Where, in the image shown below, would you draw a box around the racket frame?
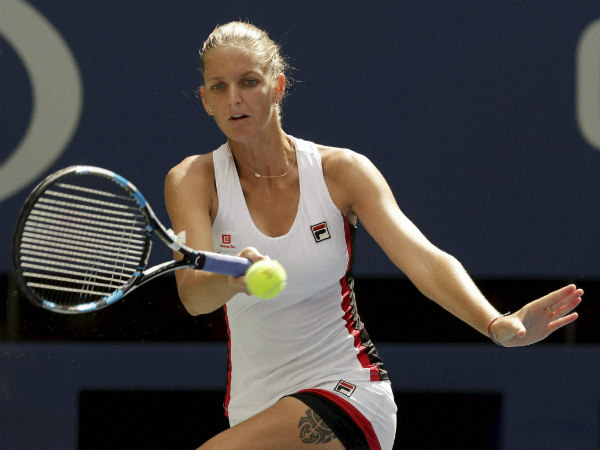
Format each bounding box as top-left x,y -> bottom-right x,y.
12,165 -> 250,313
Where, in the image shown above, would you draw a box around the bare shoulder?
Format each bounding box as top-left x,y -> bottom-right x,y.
318,145 -> 371,175
317,145 -> 379,220
318,144 -> 383,192
166,153 -> 215,191
317,143 -> 398,222
164,152 -> 217,220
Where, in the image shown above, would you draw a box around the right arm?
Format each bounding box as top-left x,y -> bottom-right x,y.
164,154 -> 258,315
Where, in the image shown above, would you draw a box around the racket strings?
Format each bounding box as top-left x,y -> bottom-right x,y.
17,176 -> 150,307
33,197 -> 144,228
24,213 -> 146,242
20,229 -> 145,256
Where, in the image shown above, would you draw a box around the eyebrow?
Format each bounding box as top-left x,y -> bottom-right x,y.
205,70 -> 262,83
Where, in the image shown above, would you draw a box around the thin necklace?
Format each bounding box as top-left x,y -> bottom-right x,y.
229,140 -> 297,178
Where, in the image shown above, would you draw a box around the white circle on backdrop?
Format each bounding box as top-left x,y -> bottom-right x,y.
0,0 -> 83,202
577,17 -> 600,151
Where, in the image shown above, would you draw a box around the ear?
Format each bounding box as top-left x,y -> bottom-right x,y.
199,86 -> 212,115
273,74 -> 286,103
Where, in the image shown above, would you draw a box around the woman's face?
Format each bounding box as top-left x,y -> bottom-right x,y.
201,46 -> 284,142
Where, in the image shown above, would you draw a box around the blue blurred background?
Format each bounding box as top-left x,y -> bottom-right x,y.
1,1 -> 600,449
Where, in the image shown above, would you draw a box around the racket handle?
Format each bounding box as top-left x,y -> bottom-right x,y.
197,252 -> 253,276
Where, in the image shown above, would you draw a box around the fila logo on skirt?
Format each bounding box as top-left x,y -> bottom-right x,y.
334,380 -> 356,397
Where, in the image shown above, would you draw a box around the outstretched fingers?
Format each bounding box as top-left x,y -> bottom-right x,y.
540,285 -> 582,335
546,311 -> 579,334
538,284 -> 583,316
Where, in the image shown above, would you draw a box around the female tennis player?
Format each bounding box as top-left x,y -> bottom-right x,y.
164,21 -> 583,450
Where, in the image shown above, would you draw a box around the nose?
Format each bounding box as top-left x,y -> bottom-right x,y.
227,85 -> 242,106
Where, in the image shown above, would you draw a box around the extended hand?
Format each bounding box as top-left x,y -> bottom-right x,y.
490,284 -> 583,347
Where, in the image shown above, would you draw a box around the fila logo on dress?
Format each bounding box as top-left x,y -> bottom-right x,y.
310,222 -> 331,243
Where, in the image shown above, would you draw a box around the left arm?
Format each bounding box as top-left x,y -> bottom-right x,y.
322,147 -> 582,346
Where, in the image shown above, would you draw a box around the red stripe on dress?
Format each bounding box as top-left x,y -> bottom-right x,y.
340,216 -> 380,381
299,388 -> 381,450
223,304 -> 232,417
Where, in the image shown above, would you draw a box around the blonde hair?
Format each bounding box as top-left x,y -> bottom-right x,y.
200,21 -> 290,119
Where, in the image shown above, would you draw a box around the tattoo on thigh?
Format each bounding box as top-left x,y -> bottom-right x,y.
298,408 -> 337,444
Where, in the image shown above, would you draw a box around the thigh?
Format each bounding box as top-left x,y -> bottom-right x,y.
197,396 -> 346,450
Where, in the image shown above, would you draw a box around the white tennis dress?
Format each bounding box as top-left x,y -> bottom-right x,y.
211,137 -> 395,448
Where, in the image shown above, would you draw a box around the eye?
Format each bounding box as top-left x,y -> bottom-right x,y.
210,82 -> 225,90
243,79 -> 258,87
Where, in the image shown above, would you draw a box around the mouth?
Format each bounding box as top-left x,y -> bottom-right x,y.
230,114 -> 249,121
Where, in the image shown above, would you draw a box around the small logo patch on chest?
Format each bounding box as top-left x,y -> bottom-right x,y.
310,222 -> 331,242
217,232 -> 237,251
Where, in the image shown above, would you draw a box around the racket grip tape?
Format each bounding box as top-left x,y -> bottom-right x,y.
196,252 -> 253,276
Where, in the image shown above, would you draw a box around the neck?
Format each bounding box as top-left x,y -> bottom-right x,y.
228,133 -> 296,179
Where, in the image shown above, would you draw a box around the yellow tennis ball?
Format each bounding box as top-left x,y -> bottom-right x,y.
245,259 -> 287,299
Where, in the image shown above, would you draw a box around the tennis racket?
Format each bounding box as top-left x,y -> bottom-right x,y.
11,165 -> 253,314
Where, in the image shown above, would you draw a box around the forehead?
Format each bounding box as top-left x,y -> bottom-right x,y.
203,46 -> 267,80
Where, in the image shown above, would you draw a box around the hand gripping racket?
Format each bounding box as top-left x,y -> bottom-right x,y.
11,165 -> 252,314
